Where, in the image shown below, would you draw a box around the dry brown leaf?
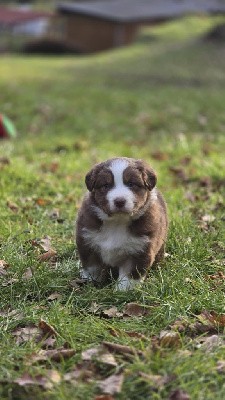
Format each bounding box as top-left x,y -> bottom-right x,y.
0,260 -> 9,276
195,334 -> 223,352
82,346 -> 117,367
0,260 -> 9,268
200,310 -> 225,328
40,236 -> 52,251
28,347 -> 76,364
101,307 -> 123,318
168,166 -> 188,182
151,151 -> 169,161
41,335 -> 56,349
38,249 -> 57,262
125,331 -> 149,341
41,162 -> 59,173
0,157 -> 10,165
169,388 -> 190,400
35,198 -> 49,206
64,365 -> 95,384
159,331 -> 181,348
7,200 -> 19,212
14,370 -> 61,390
216,360 -> 225,374
123,302 -> 151,317
201,214 -> 215,223
89,302 -> 101,314
98,373 -> 124,395
70,278 -> 87,288
22,267 -> 33,280
38,319 -> 58,337
12,324 -> 42,345
139,372 -> 176,389
47,292 -> 62,301
102,341 -> 143,357
95,395 -> 115,400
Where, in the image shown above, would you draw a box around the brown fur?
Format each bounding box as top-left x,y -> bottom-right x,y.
76,157 -> 168,288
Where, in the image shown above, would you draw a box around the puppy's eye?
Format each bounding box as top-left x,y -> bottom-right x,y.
127,182 -> 135,188
101,184 -> 110,190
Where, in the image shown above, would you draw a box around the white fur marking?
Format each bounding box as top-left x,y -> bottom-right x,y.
150,188 -> 158,203
107,159 -> 135,214
82,219 -> 149,267
116,262 -> 145,291
91,205 -> 109,221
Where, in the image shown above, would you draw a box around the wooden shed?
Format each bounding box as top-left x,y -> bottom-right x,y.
49,0 -> 189,53
48,0 -> 225,54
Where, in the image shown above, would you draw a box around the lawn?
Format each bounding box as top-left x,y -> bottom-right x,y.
0,16 -> 225,400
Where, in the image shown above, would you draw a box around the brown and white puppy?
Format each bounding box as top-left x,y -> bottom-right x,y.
76,157 -> 168,290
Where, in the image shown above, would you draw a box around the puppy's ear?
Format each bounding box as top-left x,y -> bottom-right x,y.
136,160 -> 157,190
85,163 -> 103,191
85,168 -> 96,191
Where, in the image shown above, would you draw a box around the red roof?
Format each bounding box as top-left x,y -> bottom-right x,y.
0,7 -> 51,26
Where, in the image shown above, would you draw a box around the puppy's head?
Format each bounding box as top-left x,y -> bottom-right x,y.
85,157 -> 157,218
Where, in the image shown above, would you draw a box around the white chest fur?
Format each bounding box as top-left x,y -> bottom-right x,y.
82,215 -> 149,267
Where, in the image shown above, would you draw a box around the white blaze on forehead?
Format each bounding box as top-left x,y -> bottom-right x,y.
107,159 -> 135,213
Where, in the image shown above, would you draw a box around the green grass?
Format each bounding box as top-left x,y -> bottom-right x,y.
0,16 -> 225,399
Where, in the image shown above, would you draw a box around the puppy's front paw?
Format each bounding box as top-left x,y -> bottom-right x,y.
80,266 -> 102,283
116,276 -> 140,291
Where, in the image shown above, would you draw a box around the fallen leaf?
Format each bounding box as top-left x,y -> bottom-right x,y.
180,156 -> 192,165
28,347 -> 76,364
102,341 -> 143,357
12,324 -> 42,345
38,319 -> 58,337
125,331 -> 149,341
7,200 -> 19,212
216,360 -> 225,374
89,302 -> 101,314
0,156 -> 10,165
195,334 -> 223,352
98,373 -> 124,395
168,166 -> 188,182
41,161 -> 59,173
82,346 -> 117,367
35,198 -> 49,206
39,236 -> 52,252
64,363 -> 95,384
2,278 -> 19,286
38,249 -> 57,262
151,151 -> 169,161
101,307 -> 123,318
41,335 -> 56,349
0,260 -> 9,276
159,331 -> 181,348
169,319 -> 187,333
123,303 -> 151,317
22,267 -> 33,280
169,388 -> 190,400
14,370 -> 61,390
201,310 -> 225,328
139,372 -> 176,389
95,395 -> 115,400
185,191 -> 197,202
70,278 -> 87,288
201,214 -> 215,223
198,114 -> 208,127
199,176 -> 212,187
47,292 -> 62,301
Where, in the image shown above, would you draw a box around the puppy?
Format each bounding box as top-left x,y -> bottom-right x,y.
76,157 -> 168,290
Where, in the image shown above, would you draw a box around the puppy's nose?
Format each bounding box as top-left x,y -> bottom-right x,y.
114,197 -> 126,209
